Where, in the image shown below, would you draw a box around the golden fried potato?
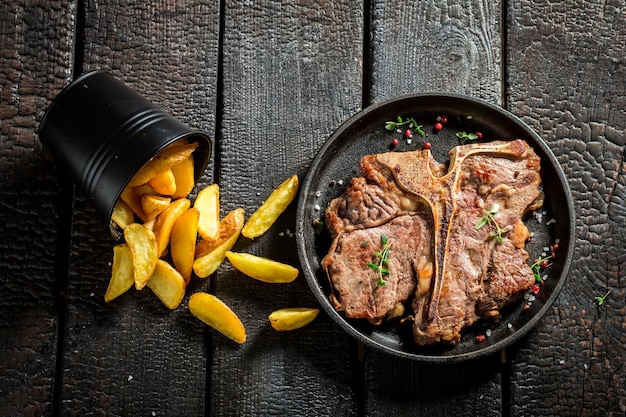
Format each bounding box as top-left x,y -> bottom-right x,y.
120,186 -> 147,222
225,251 -> 298,283
111,200 -> 134,230
171,156 -> 195,199
189,292 -> 246,344
124,223 -> 158,290
146,259 -> 186,309
171,208 -> 199,284
268,308 -> 320,331
141,194 -> 172,221
194,184 -> 220,240
195,207 -> 245,257
241,174 -> 298,239
128,141 -> 198,187
193,208 -> 244,278
152,198 -> 191,257
148,169 -> 177,196
105,244 -> 135,302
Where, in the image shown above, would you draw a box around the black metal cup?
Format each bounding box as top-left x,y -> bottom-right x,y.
39,70 -> 211,224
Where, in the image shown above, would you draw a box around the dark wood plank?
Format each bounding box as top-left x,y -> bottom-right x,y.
364,1 -> 504,415
57,1 -> 220,415
211,1 -> 364,415
506,0 -> 626,415
0,1 -> 76,415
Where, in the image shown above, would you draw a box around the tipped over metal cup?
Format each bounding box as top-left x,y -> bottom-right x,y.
38,70 -> 211,224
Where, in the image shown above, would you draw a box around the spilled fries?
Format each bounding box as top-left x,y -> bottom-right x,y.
225,251 -> 298,283
189,292 -> 246,344
268,308 -> 320,331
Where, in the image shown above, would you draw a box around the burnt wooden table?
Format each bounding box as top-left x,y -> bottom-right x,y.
1,1 -> 625,416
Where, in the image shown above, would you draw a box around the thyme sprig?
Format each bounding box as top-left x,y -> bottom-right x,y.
385,116 -> 425,136
475,203 -> 509,244
594,290 -> 610,306
367,234 -> 392,287
530,255 -> 553,283
456,131 -> 479,143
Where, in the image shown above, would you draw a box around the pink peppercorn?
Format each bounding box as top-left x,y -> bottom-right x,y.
391,138 -> 399,147
476,131 -> 483,139
475,334 -> 486,343
405,129 -> 411,138
440,115 -> 449,124
424,142 -> 431,149
532,285 -> 540,294
434,122 -> 443,131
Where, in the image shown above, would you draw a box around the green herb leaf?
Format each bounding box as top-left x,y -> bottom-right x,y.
385,122 -> 396,131
594,290 -> 610,306
456,131 -> 479,142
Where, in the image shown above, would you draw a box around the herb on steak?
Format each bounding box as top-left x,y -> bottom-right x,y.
367,234 -> 392,287
594,290 -> 610,306
530,254 -> 553,283
475,203 -> 509,244
456,131 -> 479,142
384,116 -> 425,136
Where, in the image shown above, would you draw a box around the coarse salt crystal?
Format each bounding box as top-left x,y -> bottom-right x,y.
315,190 -> 321,197
507,323 -> 513,329
559,359 -> 565,365
486,329 -> 492,337
337,179 -> 344,185
128,375 -> 133,382
546,218 -> 556,225
314,204 -> 321,211
407,139 -> 412,144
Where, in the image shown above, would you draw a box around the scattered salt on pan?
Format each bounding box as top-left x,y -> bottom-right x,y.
315,190 -> 321,197
128,375 -> 133,382
542,274 -> 548,281
314,204 -> 321,211
337,179 -> 344,185
507,323 -> 513,329
407,139 -> 412,145
524,293 -> 530,300
543,247 -> 550,252
396,128 -> 402,133
528,295 -> 536,302
485,329 -> 492,337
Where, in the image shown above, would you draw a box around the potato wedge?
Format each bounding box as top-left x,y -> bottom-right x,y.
242,174 -> 298,239
105,244 -> 135,302
141,194 -> 172,221
171,156 -> 195,199
124,223 -> 158,290
111,200 -> 134,230
153,198 -> 191,257
195,207 -> 245,257
194,184 -> 220,240
171,208 -> 199,284
225,251 -> 298,283
145,259 -> 186,309
268,308 -> 320,331
189,292 -> 246,344
148,169 -> 177,195
193,208 -> 244,278
120,186 -> 147,222
128,141 -> 198,187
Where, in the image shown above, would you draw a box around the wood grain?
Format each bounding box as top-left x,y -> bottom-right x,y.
369,0 -> 502,105
0,1 -> 75,415
56,1 -> 220,415
506,0 -> 626,415
213,0 -> 363,415
365,1 -> 504,415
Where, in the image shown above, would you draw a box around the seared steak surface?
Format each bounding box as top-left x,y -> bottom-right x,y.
322,139 -> 542,346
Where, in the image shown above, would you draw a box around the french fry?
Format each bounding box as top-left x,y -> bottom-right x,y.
241,174 -> 298,239
171,156 -> 195,199
171,208 -> 199,284
194,184 -> 220,240
193,208 -> 244,278
225,251 -> 298,283
128,141 -> 198,187
146,259 -> 186,309
195,207 -> 245,257
148,169 -> 177,195
105,244 -> 135,302
141,194 -> 172,221
111,200 -> 134,230
124,223 -> 158,290
189,292 -> 246,344
153,198 -> 191,257
268,308 -> 320,331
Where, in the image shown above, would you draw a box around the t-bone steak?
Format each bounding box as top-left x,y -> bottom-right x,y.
321,139 -> 543,346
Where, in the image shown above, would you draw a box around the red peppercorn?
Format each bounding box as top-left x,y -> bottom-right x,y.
532,285 -> 540,294
476,131 -> 483,139
475,334 -> 486,343
391,138 -> 399,147
405,129 -> 411,138
523,303 -> 531,311
434,122 -> 443,131
540,260 -> 549,268
423,142 -> 431,149
551,243 -> 559,251
440,115 -> 449,124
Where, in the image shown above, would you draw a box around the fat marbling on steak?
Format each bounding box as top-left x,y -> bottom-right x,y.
321,139 -> 543,346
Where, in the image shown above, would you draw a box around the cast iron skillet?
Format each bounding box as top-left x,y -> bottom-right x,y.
295,93 -> 575,362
